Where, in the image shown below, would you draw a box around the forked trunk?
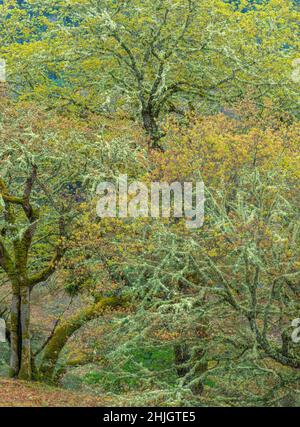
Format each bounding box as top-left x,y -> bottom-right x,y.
9,285 -> 32,380
142,108 -> 162,150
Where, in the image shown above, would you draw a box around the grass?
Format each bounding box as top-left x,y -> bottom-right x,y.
82,346 -> 177,393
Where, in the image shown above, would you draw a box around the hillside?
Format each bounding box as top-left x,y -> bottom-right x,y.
0,379 -> 114,407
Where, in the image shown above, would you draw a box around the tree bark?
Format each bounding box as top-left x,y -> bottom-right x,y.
9,285 -> 32,380
18,286 -> 32,380
141,108 -> 162,150
39,296 -> 123,382
174,341 -> 207,396
9,290 -> 21,378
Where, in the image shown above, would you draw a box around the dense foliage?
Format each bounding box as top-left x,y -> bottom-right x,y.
0,0 -> 299,407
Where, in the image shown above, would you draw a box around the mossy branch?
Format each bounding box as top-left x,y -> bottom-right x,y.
39,296 -> 125,381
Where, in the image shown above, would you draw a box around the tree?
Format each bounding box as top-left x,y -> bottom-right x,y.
0,165 -> 65,380
0,101 -> 75,380
1,0 -> 299,148
90,110 -> 299,405
0,102 -> 140,381
196,170 -> 300,405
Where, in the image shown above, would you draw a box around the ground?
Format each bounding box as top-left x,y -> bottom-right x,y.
0,378 -> 114,407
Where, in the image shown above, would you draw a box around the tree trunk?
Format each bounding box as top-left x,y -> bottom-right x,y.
9,290 -> 21,378
9,285 -> 32,380
174,342 -> 190,377
18,286 -> 32,380
39,296 -> 122,382
174,342 -> 207,396
141,108 -> 162,150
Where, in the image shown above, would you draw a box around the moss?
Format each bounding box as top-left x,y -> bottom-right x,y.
39,296 -> 124,382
